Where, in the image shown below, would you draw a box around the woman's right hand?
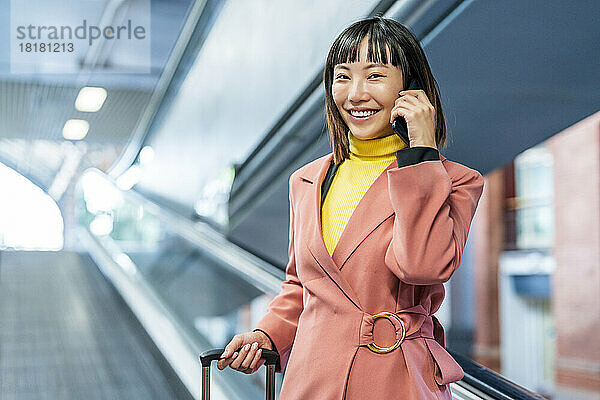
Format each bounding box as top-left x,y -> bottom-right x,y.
216,331 -> 274,374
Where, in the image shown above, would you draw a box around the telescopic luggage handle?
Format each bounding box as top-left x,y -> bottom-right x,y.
199,347 -> 280,400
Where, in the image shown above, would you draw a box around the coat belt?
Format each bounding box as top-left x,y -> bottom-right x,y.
358,305 -> 435,349
357,306 -> 464,384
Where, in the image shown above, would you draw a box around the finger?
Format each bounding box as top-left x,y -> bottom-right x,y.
397,93 -> 421,107
230,343 -> 251,369
219,351 -> 238,370
404,90 -> 434,110
254,358 -> 266,373
396,97 -> 432,121
390,106 -> 403,123
248,347 -> 263,371
221,335 -> 242,359
217,356 -> 232,370
399,89 -> 423,99
240,342 -> 259,370
394,95 -> 420,112
390,105 -> 413,123
413,89 -> 431,103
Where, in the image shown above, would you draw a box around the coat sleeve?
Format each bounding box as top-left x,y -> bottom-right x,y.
384,147 -> 485,285
253,175 -> 303,372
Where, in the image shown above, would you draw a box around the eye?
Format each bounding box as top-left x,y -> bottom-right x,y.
368,73 -> 384,79
335,74 -> 349,80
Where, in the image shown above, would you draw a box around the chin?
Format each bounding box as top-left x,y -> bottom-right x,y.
352,131 -> 387,140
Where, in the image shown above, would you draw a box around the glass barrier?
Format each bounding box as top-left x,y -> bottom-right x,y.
76,169 -> 284,398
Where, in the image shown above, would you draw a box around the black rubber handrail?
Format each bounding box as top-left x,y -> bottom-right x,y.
449,350 -> 547,400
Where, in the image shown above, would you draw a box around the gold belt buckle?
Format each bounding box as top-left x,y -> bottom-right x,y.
366,311 -> 406,354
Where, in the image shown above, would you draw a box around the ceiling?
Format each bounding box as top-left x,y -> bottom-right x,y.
0,0 -> 193,189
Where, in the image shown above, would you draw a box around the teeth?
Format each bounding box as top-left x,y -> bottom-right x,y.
350,110 -> 377,117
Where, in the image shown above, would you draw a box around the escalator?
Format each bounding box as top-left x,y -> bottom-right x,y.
0,250 -> 193,400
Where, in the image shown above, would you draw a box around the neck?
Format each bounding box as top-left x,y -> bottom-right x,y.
348,131 -> 406,160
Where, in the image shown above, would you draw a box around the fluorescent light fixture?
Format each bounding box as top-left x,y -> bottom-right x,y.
63,119 -> 89,140
75,87 -> 107,112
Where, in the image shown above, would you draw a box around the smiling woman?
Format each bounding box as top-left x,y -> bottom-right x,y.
332,48 -> 405,140
221,16 -> 485,400
323,17 -> 447,164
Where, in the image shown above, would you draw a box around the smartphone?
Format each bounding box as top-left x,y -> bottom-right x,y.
392,76 -> 424,145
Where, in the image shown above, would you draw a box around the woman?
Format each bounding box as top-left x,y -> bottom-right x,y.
217,17 -> 484,399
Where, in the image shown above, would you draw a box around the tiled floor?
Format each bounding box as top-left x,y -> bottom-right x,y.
0,250 -> 187,400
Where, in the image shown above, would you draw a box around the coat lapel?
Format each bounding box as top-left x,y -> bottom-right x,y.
297,150 -> 448,310
333,151 -> 448,269
299,153 -> 362,309
331,159 -> 397,270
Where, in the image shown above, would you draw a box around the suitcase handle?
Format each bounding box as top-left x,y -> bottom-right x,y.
199,347 -> 280,400
199,347 -> 279,367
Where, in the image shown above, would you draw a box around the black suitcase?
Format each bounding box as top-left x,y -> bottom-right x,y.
199,347 -> 280,400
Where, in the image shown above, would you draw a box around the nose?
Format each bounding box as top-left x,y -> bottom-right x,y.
348,79 -> 369,103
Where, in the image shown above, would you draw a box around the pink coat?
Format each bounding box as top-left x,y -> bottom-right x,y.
254,151 -> 485,399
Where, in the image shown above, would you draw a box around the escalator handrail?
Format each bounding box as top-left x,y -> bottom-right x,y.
449,350 -> 547,400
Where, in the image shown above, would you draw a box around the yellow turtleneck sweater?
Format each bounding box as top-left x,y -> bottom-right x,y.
321,131 -> 407,256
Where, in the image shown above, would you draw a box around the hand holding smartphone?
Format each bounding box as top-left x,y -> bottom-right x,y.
391,76 -> 424,146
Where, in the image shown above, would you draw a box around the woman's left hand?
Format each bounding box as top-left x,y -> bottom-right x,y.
389,90 -> 437,149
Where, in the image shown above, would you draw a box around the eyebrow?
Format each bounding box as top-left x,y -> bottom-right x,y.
335,63 -> 389,70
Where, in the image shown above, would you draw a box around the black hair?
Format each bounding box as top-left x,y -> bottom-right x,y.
324,17 -> 447,163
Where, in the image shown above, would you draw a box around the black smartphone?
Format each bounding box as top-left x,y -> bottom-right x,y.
392,76 -> 424,145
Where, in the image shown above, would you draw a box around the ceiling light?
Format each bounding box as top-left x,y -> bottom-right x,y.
75,87 -> 107,112
63,119 -> 89,140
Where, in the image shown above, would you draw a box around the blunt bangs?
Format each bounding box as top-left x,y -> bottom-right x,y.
328,21 -> 409,74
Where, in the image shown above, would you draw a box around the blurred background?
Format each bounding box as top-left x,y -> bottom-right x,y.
1,0 -> 599,399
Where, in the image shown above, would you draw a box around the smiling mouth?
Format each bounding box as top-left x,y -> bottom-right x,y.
348,109 -> 380,120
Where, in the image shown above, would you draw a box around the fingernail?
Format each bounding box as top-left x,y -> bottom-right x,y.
252,342 -> 258,349
232,352 -> 238,358
221,350 -> 228,358
244,344 -> 250,351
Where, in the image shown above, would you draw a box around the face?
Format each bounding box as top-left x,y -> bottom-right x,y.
332,37 -> 404,140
